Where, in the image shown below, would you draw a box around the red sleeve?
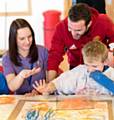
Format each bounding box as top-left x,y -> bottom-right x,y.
103,15 -> 114,44
48,22 -> 66,72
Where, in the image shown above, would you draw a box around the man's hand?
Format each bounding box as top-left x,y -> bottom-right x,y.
47,70 -> 57,82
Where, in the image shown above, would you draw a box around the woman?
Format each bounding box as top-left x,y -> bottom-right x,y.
2,18 -> 48,94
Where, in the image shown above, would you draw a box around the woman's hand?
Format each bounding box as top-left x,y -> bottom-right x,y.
19,67 -> 41,79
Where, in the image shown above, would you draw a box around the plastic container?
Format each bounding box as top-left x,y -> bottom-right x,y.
43,10 -> 61,50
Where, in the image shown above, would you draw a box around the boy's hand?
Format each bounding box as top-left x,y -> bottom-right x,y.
32,79 -> 48,95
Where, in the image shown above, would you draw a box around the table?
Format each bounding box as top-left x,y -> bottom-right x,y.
0,95 -> 114,120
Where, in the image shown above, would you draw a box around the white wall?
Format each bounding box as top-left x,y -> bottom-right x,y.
0,0 -> 64,50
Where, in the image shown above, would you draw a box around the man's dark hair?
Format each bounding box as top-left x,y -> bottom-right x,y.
76,0 -> 106,14
68,3 -> 91,26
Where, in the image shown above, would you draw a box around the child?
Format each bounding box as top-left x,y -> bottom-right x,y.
33,40 -> 114,95
0,73 -> 10,94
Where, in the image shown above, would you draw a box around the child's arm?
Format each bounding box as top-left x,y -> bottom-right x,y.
32,79 -> 56,95
90,70 -> 114,94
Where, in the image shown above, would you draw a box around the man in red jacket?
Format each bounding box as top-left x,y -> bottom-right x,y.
47,3 -> 114,81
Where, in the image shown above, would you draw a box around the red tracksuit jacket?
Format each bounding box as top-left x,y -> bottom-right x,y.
48,8 -> 114,71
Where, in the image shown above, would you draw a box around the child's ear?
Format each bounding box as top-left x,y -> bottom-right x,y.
104,58 -> 110,66
106,51 -> 114,67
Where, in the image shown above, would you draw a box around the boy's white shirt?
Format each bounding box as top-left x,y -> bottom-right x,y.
103,67 -> 114,81
52,65 -> 114,95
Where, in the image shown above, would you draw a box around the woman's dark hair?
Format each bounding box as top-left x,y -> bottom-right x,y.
9,18 -> 38,66
68,3 -> 91,26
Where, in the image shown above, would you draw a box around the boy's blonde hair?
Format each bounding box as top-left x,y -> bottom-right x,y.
82,39 -> 108,63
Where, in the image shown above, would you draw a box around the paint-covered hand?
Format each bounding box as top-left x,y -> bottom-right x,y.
32,79 -> 49,95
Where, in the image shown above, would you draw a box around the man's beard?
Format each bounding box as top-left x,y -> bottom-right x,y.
73,26 -> 90,40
